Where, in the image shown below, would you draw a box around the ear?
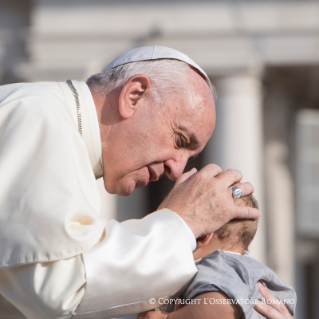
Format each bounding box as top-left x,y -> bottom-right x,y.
118,75 -> 151,119
196,233 -> 214,248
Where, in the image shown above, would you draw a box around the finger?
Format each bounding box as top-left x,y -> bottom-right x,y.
254,299 -> 287,319
231,181 -> 254,197
231,205 -> 261,220
174,168 -> 197,187
200,163 -> 223,177
216,168 -> 243,187
257,282 -> 291,315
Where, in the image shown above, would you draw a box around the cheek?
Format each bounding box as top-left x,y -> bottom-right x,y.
133,133 -> 167,160
104,119 -> 173,176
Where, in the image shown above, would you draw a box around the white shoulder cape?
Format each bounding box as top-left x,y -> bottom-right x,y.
0,81 -> 106,267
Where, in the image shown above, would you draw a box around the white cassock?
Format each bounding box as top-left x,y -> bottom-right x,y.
0,81 -> 197,319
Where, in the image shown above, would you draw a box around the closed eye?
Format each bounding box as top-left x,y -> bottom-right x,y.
179,135 -> 187,148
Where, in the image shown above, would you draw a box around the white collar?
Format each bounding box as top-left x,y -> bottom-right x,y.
61,80 -> 103,178
78,81 -> 102,166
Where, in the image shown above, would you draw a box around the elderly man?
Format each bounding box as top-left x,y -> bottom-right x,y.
0,46 -> 291,319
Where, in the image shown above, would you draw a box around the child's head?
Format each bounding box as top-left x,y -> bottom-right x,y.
193,194 -> 259,260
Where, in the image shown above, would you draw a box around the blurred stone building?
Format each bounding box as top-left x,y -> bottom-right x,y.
1,1 -> 319,318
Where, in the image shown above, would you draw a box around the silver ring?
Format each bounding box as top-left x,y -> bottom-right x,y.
232,186 -> 242,199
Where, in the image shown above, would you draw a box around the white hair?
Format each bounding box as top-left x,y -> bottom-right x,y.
86,59 -> 217,104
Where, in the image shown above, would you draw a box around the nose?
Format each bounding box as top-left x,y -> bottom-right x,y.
164,153 -> 189,181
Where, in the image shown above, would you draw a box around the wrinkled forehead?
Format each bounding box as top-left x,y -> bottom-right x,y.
174,90 -> 216,148
184,70 -> 216,122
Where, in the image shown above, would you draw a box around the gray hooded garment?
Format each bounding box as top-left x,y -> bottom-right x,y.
182,250 -> 296,318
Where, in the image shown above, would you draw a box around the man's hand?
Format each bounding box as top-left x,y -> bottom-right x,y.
158,164 -> 260,238
254,282 -> 293,319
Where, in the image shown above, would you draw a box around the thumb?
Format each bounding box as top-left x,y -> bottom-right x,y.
174,168 -> 197,188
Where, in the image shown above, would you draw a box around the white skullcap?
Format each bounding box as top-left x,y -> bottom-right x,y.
102,45 -> 209,83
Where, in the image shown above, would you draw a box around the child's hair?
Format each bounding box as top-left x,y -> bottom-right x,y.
215,194 -> 259,251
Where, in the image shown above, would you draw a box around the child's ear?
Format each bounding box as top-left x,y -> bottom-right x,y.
196,233 -> 214,248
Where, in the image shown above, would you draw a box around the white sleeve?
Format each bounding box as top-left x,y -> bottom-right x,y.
75,209 -> 197,318
0,209 -> 197,319
174,214 -> 197,251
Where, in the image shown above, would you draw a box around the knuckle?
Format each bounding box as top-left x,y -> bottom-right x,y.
237,182 -> 246,193
209,163 -> 222,171
241,207 -> 250,219
202,163 -> 222,175
227,168 -> 242,179
198,168 -> 211,180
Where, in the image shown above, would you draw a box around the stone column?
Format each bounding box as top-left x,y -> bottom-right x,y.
265,140 -> 294,284
205,69 -> 266,263
263,86 -> 296,287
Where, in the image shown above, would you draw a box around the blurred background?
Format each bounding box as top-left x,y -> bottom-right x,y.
1,0 -> 319,318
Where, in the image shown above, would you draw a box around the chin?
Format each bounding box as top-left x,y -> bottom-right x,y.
104,184 -> 134,196
102,175 -> 134,196
116,181 -> 136,196
104,175 -> 146,196
102,179 -> 126,195
118,188 -> 134,196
